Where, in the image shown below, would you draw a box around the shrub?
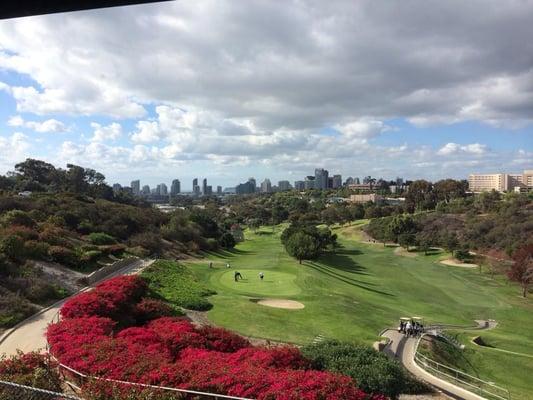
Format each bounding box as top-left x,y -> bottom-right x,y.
134,298 -> 178,323
302,339 -> 424,398
0,351 -> 62,392
2,225 -> 39,241
48,246 -> 79,267
0,235 -> 25,261
197,325 -> 251,353
0,210 -> 35,228
219,232 -> 236,249
99,244 -> 126,256
88,232 -> 117,245
23,240 -> 50,260
129,232 -> 163,255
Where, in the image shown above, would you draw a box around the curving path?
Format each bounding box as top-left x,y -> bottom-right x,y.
382,320 -> 497,400
0,258 -> 154,357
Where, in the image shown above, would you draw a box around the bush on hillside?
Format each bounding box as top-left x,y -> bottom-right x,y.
129,232 -> 163,255
134,298 -> 178,324
23,240 -> 50,260
48,246 -> 78,267
0,210 -> 36,228
0,351 -> 62,393
218,232 -> 236,249
0,235 -> 25,261
302,339 -> 429,398
88,232 -> 116,245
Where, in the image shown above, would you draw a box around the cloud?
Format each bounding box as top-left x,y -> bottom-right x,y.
90,122 -> 122,142
437,142 -> 489,156
0,132 -> 31,170
334,119 -> 390,141
8,115 -> 67,133
0,1 -> 531,127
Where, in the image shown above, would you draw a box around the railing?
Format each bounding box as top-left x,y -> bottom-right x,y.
0,379 -> 82,400
414,340 -> 511,400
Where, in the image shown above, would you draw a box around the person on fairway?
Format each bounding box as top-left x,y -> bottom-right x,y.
226,262 -> 230,268
234,271 -> 243,281
209,261 -> 213,269
259,272 -> 264,280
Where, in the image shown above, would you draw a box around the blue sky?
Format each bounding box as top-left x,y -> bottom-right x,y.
0,1 -> 532,189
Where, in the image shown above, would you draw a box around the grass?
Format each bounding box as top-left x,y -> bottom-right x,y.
161,224 -> 531,400
141,259 -> 215,311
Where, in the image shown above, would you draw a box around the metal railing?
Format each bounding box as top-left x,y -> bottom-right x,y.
414,341 -> 511,400
0,379 -> 82,400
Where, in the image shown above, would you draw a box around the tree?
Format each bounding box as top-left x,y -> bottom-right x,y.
284,231 -> 320,264
398,233 -> 416,250
433,179 -> 467,203
405,180 -> 435,212
247,218 -> 261,232
507,244 -> 533,298
219,232 -> 236,249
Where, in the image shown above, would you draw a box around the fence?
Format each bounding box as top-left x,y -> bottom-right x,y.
414,348 -> 511,400
0,379 -> 82,400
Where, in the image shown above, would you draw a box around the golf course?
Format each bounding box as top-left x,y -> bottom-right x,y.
175,223 -> 533,399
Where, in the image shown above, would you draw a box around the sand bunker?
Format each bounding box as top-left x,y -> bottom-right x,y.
257,299 -> 305,309
394,247 -> 417,257
440,258 -> 478,268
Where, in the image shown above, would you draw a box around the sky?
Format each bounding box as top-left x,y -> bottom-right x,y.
0,0 -> 532,190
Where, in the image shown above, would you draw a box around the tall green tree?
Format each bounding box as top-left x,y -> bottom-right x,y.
284,231 -> 320,264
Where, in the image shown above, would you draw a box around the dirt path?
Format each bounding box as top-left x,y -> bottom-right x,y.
0,258 -> 154,357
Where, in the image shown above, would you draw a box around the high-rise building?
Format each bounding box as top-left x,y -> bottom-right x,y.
332,175 -> 342,189
159,183 -> 168,196
354,177 -> 360,184
294,180 -> 305,191
205,185 -> 213,195
235,180 -> 255,194
248,177 -> 257,192
202,178 -> 208,195
131,180 -> 140,196
304,176 -> 315,190
217,185 -> 222,195
141,185 -> 150,195
260,179 -> 272,193
278,180 -> 292,191
192,178 -> 200,195
314,168 -> 328,190
112,183 -> 122,194
345,177 -> 354,186
327,177 -> 334,188
170,179 -> 181,196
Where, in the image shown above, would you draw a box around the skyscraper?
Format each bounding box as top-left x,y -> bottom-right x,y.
192,178 -> 200,195
217,185 -> 222,195
260,179 -> 272,193
332,175 -> 342,189
171,179 -> 181,196
294,180 -> 305,191
131,180 -> 140,196
345,177 -> 354,186
278,180 -> 291,191
159,183 -> 168,196
112,183 -> 122,194
248,177 -> 257,192
304,176 -> 315,190
141,185 -> 150,195
314,168 -> 329,190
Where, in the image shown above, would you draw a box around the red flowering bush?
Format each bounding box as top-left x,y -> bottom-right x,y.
47,274 -> 382,400
198,325 -> 251,352
61,275 -> 147,321
134,298 -> 176,323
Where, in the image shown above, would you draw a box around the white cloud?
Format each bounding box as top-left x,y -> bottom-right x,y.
334,119 -> 389,141
90,122 -> 122,142
8,115 -> 67,133
437,142 -> 489,156
0,132 -> 31,170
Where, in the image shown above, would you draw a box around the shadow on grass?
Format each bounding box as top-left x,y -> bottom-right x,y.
202,247 -> 255,258
305,261 -> 394,297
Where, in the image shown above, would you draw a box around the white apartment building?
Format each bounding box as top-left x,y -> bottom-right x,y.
468,170 -> 533,193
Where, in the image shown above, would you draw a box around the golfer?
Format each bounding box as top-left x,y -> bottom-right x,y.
259,272 -> 264,280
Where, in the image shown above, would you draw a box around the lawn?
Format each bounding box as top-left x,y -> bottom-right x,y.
175,224 -> 532,400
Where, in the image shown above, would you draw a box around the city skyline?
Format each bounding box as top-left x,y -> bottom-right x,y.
0,1 -> 532,187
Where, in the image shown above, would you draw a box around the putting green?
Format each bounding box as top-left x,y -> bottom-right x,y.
217,269 -> 301,297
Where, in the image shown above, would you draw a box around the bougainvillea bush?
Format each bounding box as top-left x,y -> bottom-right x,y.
47,275 -> 385,400
0,351 -> 62,393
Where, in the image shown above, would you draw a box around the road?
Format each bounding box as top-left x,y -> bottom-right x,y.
383,329 -> 487,400
0,258 -> 154,357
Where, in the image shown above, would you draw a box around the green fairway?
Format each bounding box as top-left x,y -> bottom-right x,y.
178,224 -> 533,400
